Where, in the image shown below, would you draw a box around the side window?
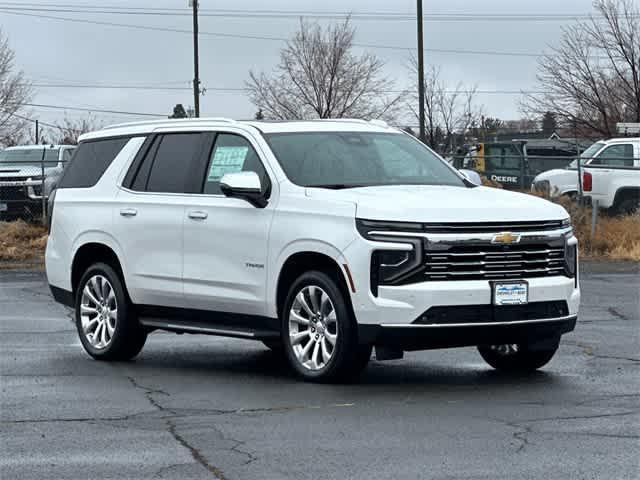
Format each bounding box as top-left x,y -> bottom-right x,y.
58,137 -> 130,189
485,145 -> 520,170
202,134 -> 268,195
592,144 -> 634,167
130,137 -> 160,191
62,148 -> 74,164
145,133 -> 203,193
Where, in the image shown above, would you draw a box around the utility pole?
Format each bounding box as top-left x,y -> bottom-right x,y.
416,0 -> 426,143
35,120 -> 39,144
191,0 -> 200,117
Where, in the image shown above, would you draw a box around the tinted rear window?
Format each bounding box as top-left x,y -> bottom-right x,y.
58,137 -> 130,188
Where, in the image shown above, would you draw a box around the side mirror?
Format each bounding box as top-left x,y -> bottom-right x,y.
459,169 -> 482,185
219,171 -> 268,208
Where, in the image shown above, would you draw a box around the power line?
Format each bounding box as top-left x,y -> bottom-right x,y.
24,103 -> 164,117
0,9 -> 605,58
0,3 -> 632,21
29,83 -> 552,95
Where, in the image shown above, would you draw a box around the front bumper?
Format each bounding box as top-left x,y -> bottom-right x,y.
359,314 -> 577,350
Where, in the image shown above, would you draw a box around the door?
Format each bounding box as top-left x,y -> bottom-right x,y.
114,132 -> 207,307
588,143 -> 635,200
182,132 -> 276,316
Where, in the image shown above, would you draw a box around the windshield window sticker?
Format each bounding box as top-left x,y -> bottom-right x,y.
208,146 -> 249,181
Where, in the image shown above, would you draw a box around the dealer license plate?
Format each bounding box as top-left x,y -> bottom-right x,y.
0,203 -> 7,212
493,282 -> 528,305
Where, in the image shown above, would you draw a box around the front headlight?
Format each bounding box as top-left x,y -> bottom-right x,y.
357,219 -> 424,296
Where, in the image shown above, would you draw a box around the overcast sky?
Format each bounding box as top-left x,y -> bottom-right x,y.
2,0 -> 602,130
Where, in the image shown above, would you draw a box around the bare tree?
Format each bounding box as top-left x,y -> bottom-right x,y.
54,114 -> 102,145
408,58 -> 482,152
0,30 -> 32,147
524,0 -> 639,137
247,19 -> 404,120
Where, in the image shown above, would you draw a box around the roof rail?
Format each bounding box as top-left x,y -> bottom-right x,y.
102,117 -> 236,131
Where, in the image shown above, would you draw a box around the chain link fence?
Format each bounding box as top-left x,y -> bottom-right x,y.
451,151 -> 637,194
0,145 -> 74,225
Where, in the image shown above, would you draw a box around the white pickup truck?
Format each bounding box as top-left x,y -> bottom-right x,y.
532,137 -> 640,201
582,137 -> 640,214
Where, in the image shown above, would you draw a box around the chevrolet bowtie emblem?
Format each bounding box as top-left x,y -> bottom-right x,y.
492,232 -> 521,244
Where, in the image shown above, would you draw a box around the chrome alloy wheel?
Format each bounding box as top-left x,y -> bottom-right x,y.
80,275 -> 117,349
490,344 -> 519,356
288,285 -> 338,371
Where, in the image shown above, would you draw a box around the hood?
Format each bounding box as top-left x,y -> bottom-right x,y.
534,168 -> 576,182
0,165 -> 56,179
305,185 -> 568,223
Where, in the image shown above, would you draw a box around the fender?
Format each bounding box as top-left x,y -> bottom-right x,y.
267,239 -> 352,319
70,230 -> 129,288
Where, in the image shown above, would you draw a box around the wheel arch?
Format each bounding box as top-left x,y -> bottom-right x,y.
613,187 -> 640,211
71,240 -> 127,297
273,248 -> 354,321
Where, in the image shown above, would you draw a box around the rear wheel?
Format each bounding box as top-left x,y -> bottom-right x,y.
75,263 -> 147,361
478,340 -> 559,372
281,271 -> 371,382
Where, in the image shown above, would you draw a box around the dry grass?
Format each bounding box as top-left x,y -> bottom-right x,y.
0,220 -> 48,263
556,197 -> 640,261
514,188 -> 640,261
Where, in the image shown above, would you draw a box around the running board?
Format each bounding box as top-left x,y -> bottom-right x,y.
139,317 -> 279,340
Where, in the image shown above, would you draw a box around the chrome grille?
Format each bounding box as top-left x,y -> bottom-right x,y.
423,244 -> 566,281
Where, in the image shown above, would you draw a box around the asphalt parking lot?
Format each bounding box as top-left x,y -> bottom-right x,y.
1,262 -> 638,480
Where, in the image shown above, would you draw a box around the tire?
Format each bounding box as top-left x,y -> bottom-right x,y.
281,270 -> 371,382
477,340 -> 559,372
616,197 -> 640,216
75,262 -> 147,361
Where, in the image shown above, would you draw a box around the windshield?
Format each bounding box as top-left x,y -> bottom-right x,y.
0,148 -> 60,169
265,132 -> 465,188
568,142 -> 605,169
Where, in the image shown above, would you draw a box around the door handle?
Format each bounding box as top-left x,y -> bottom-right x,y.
188,210 -> 208,220
119,208 -> 137,217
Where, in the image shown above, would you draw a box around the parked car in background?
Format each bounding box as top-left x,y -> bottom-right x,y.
582,138 -> 640,215
532,137 -> 640,200
46,118 -> 579,382
0,145 -> 75,221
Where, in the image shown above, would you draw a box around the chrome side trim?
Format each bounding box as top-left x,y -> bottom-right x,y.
379,314 -> 577,329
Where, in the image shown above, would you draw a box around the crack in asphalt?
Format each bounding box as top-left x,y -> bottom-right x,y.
564,341 -> 640,363
166,420 -> 228,480
492,410 -> 640,453
126,375 -> 228,480
607,307 -> 630,321
153,462 -> 196,479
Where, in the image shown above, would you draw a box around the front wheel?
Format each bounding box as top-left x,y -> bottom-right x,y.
281,271 -> 371,382
477,340 -> 559,372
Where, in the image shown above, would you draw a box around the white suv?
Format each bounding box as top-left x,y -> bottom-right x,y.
45,118 -> 579,382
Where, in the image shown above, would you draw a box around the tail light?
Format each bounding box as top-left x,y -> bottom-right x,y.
583,171 -> 592,192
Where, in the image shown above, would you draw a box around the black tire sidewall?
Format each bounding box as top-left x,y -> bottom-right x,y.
281,271 -> 358,381
478,341 -> 559,372
75,262 -> 142,360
